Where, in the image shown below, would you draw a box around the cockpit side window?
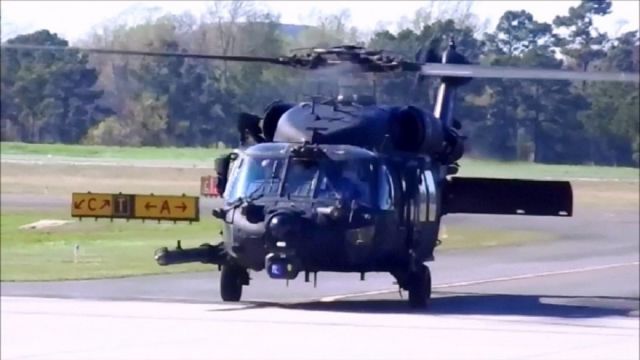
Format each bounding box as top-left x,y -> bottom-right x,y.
224,157 -> 244,202
378,164 -> 394,210
225,156 -> 285,202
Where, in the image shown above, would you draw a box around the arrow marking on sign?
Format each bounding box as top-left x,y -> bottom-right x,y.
73,199 -> 85,209
145,202 -> 157,211
174,202 -> 187,212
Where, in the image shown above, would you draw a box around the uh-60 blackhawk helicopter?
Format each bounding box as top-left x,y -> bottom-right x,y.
4,39 -> 638,308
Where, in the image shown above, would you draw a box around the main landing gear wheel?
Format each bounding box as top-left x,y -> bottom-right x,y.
408,265 -> 432,309
220,263 -> 248,302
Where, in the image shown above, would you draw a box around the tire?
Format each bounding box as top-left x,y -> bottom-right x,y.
220,264 -> 244,302
408,265 -> 432,309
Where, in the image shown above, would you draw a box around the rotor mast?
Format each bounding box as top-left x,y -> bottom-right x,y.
336,73 -> 376,105
432,38 -> 470,128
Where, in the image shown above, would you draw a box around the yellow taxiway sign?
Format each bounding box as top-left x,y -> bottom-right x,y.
71,193 -> 199,222
134,195 -> 199,221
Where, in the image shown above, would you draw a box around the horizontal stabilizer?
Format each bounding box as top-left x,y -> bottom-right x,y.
443,177 -> 572,216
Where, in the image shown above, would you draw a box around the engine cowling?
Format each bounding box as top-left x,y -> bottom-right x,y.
389,106 -> 445,155
263,101 -> 294,141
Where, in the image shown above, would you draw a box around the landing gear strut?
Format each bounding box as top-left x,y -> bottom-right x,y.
407,265 -> 432,309
220,263 -> 249,302
393,264 -> 432,309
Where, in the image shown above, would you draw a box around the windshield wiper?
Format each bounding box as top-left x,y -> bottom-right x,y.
243,178 -> 281,205
245,182 -> 268,203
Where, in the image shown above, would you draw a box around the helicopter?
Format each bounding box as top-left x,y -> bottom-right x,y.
3,40 -> 638,308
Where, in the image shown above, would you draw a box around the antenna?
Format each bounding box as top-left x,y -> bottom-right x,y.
311,96 -> 316,115
449,36 -> 456,50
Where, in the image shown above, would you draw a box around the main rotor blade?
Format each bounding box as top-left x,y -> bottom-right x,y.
0,44 -> 291,65
421,63 -> 640,83
5,44 -> 637,82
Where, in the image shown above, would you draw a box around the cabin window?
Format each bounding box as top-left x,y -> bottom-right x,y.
423,170 -> 437,222
418,171 -> 428,222
378,164 -> 394,210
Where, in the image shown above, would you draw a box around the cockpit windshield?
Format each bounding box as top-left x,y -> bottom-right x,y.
282,158 -> 375,206
225,153 -> 377,207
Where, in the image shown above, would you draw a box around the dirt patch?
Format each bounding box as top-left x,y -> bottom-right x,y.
18,219 -> 74,230
1,162 -> 212,196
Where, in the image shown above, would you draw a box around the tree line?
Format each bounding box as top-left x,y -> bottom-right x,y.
1,0 -> 638,166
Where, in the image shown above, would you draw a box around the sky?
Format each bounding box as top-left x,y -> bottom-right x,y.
1,0 -> 639,42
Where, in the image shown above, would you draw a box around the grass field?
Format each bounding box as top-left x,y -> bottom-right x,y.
0,211 -> 551,281
0,211 -> 222,281
1,142 -> 228,162
457,158 -> 639,181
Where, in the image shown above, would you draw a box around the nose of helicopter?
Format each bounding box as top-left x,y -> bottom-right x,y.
262,203 -> 378,270
264,211 -> 306,280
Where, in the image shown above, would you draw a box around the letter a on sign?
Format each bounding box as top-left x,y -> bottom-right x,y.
160,200 -> 171,214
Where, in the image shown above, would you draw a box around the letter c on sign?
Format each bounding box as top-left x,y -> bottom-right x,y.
88,198 -> 96,211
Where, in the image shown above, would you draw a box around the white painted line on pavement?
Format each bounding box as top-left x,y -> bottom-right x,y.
319,261 -> 640,302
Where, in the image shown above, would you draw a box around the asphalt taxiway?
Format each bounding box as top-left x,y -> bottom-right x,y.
2,291 -> 637,360
2,208 -> 639,359
2,258 -> 638,360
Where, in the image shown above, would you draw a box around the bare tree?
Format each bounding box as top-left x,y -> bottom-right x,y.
197,1 -> 254,82
293,8 -> 361,49
407,0 -> 488,35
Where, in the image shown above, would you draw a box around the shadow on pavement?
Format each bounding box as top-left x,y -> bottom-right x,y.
276,291 -> 639,318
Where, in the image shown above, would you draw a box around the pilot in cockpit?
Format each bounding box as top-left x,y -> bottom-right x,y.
284,159 -> 317,197
318,165 -> 362,202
